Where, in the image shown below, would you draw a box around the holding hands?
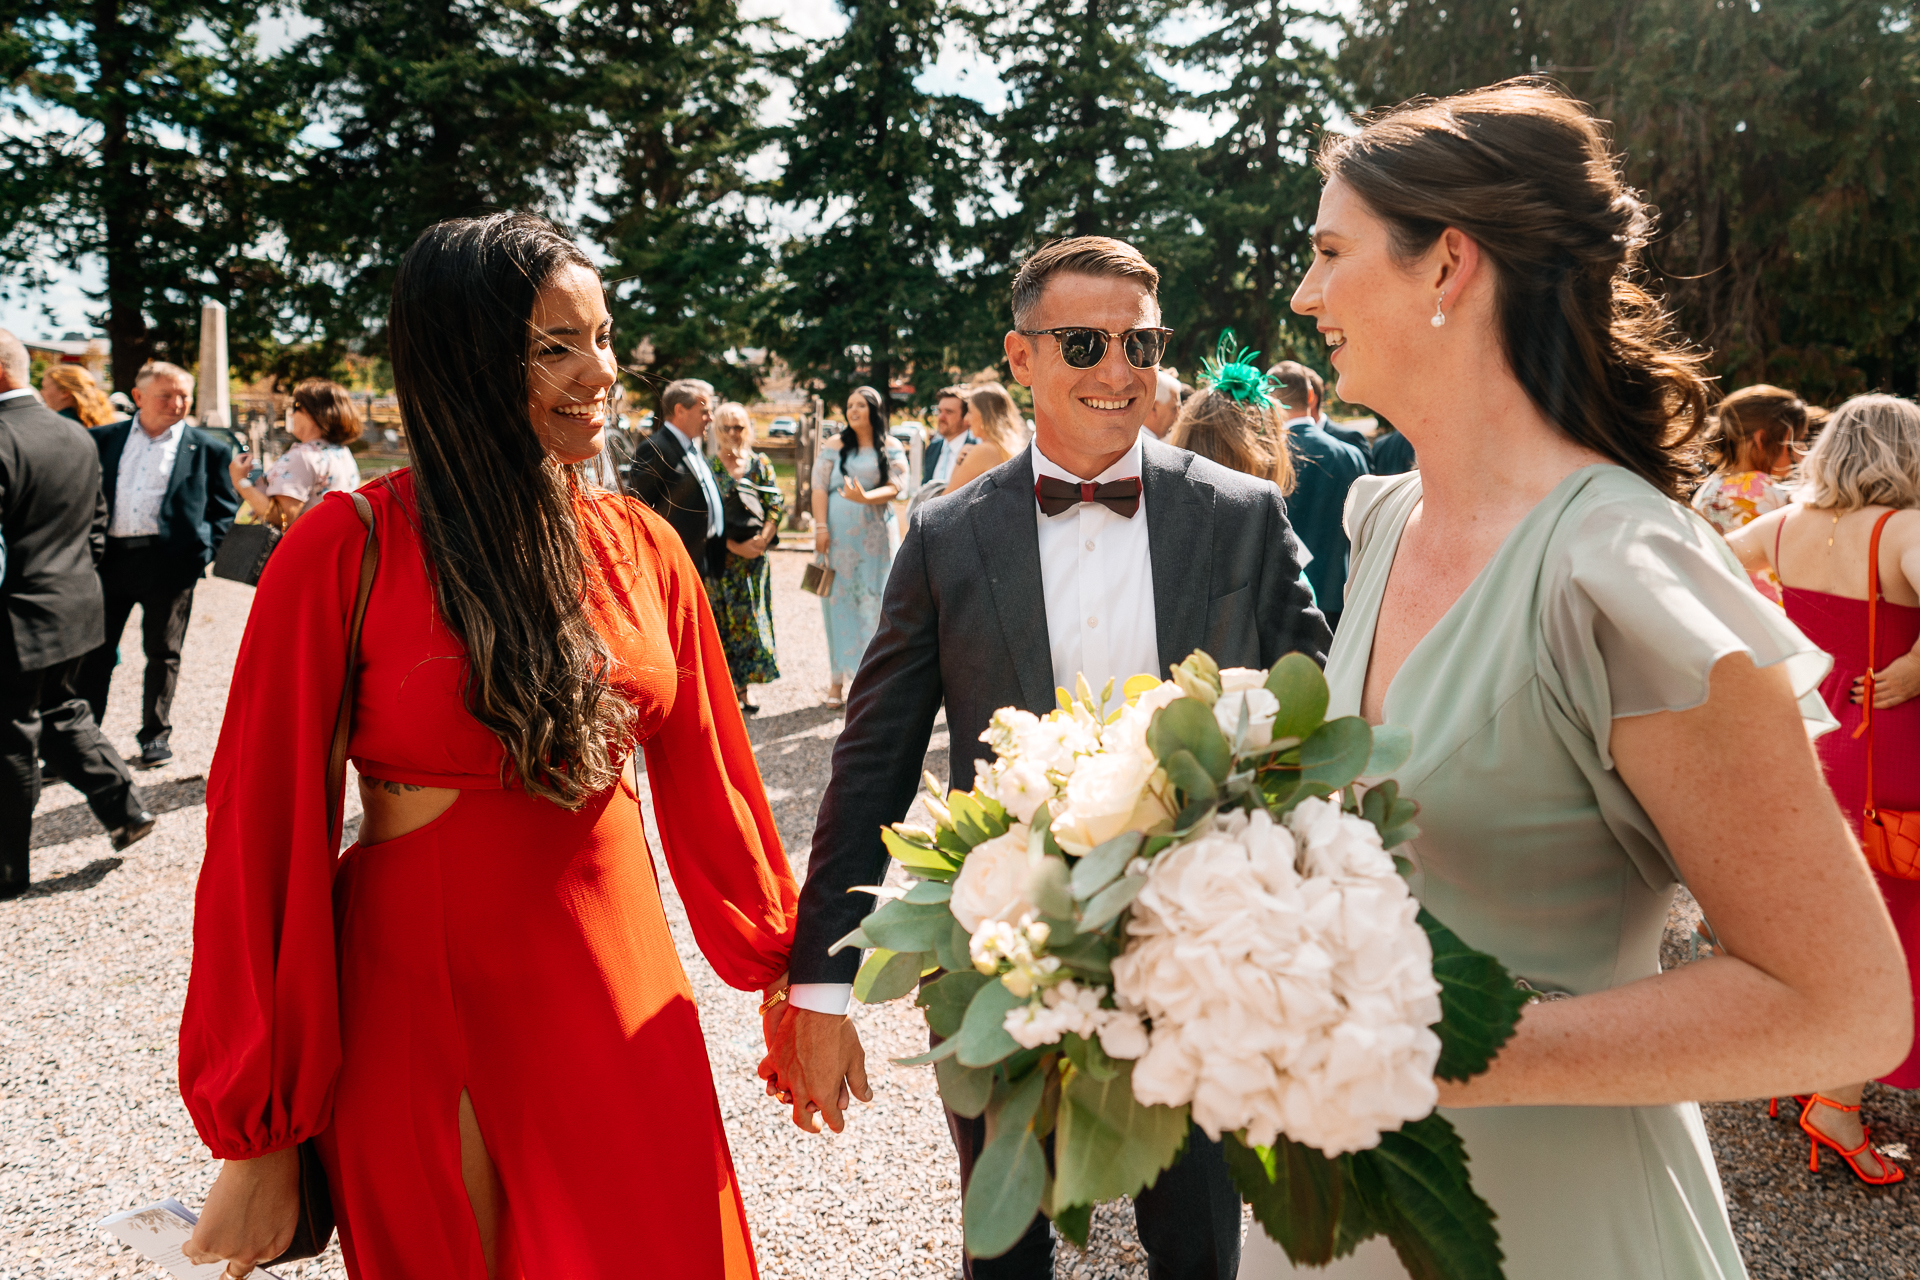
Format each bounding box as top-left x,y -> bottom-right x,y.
759,1003 -> 872,1134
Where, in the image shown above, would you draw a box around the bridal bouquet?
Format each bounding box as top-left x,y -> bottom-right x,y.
833,651 -> 1529,1280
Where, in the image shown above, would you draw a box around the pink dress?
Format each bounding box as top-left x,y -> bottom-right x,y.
1778,521 -> 1920,1087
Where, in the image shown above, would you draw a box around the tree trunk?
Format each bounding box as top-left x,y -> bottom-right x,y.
93,0 -> 149,390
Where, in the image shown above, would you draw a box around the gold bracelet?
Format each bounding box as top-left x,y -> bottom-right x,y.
758,987 -> 790,1016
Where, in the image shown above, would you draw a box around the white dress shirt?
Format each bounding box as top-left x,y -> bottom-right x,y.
664,422 -> 726,538
109,417 -> 184,538
0,387 -> 36,405
929,430 -> 976,486
790,431 -> 1162,1018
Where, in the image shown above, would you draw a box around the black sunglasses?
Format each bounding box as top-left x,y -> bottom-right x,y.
1016,326 -> 1174,370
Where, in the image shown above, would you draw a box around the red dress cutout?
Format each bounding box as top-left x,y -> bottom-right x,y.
179,472 -> 797,1277
1779,522 -> 1920,1088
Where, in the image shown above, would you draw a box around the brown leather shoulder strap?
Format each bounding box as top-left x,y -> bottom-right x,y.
326,492 -> 379,851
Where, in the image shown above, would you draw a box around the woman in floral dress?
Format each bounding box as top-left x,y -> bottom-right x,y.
706,402 -> 783,713
810,385 -> 907,706
1690,383 -> 1812,601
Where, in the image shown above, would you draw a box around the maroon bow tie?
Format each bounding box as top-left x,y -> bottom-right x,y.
1035,475 -> 1142,518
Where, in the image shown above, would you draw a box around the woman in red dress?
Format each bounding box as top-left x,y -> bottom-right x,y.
179,214 -> 796,1277
1731,393 -> 1920,1183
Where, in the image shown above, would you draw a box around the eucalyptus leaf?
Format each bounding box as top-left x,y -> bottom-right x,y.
1148,697 -> 1231,780
853,947 -> 925,1003
1162,748 -> 1219,806
1079,874 -> 1146,931
891,1037 -> 961,1067
917,969 -> 990,1038
1299,717 -> 1374,790
1048,931 -> 1114,981
956,977 -> 1025,1067
883,826 -> 960,874
933,916 -> 973,976
902,878 -> 955,904
1070,831 -> 1143,900
1223,1132 -> 1354,1266
935,1054 -> 994,1118
948,791 -> 1008,846
1027,854 -> 1076,920
985,1063 -> 1049,1146
1360,780 -> 1423,851
964,1126 -> 1047,1259
1052,1200 -> 1093,1248
827,924 -> 873,956
1061,1031 -> 1119,1082
1421,907 -> 1529,1082
1265,652 -> 1331,742
1348,1112 -> 1505,1280
1363,724 -> 1414,777
862,897 -> 960,953
1052,1059 -> 1191,1209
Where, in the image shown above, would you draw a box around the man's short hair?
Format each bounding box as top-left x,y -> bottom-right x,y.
1010,236 -> 1160,328
135,360 -> 195,390
1266,361 -> 1315,415
937,384 -> 969,405
1300,365 -> 1325,411
660,378 -> 714,418
0,329 -> 28,386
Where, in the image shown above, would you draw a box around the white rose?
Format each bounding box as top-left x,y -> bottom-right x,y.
1133,679 -> 1188,715
994,758 -> 1056,825
1217,667 -> 1268,693
1051,745 -> 1169,853
1214,686 -> 1281,749
950,824 -> 1037,933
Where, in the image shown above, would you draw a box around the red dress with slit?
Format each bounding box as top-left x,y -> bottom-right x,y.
178,471 -> 797,1277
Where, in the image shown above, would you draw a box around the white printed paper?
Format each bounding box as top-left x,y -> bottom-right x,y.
97,1199 -> 284,1280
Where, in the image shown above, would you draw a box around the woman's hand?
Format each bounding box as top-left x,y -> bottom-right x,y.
813,526 -> 830,555
227,452 -> 254,489
841,475 -> 871,504
181,1147 -> 300,1273
1854,651 -> 1920,709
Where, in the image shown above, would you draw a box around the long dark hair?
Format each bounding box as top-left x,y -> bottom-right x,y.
388,212 -> 632,809
1318,79 -> 1711,499
839,384 -> 889,477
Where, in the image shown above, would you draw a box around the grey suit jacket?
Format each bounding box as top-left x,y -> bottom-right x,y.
790,437 -> 1332,983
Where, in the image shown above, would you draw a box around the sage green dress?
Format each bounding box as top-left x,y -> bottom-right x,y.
1242,465 -> 1836,1280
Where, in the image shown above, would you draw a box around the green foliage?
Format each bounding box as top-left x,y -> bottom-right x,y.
1069,831 -> 1143,899
1223,1132 -> 1350,1265
1148,698 -> 1232,781
1079,874 -> 1146,932
1420,907 -> 1530,1083
1264,653 -> 1330,743
964,1122 -> 1047,1258
956,975 -> 1024,1067
936,1053 -> 995,1118
882,827 -> 960,877
917,969 -> 991,1038
853,946 -> 927,1003
1297,717 -> 1374,791
1360,779 -> 1421,851
860,897 -> 959,953
1052,1059 -> 1191,1210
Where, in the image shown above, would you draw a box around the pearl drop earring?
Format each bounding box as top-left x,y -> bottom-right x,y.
1430,294 -> 1447,328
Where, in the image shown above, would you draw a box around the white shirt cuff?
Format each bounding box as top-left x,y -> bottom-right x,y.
788,983 -> 853,1017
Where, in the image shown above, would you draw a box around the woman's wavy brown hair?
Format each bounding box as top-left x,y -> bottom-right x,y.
290,378 -> 366,446
1167,390 -> 1296,495
388,213 -> 632,809
1318,79 -> 1711,498
1701,383 -> 1807,474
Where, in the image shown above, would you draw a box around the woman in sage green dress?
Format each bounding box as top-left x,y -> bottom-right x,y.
1244,82 -> 1910,1279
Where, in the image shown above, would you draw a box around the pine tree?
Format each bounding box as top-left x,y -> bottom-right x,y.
759,0 -> 983,406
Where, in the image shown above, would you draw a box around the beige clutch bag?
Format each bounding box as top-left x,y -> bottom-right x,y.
800,556 -> 835,598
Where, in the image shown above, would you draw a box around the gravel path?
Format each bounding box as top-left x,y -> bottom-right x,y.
3,547 -> 1914,1279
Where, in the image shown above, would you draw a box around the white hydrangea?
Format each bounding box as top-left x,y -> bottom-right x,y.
1113,806 -> 1441,1155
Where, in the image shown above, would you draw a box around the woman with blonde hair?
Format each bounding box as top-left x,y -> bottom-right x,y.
1726,394 -> 1920,1180
39,365 -> 117,427
942,381 -> 1027,492
1691,383 -> 1811,600
706,402 -> 783,713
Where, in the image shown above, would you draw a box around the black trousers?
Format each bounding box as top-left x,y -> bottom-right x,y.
945,1096 -> 1243,1279
78,542 -> 199,745
2,656 -> 149,894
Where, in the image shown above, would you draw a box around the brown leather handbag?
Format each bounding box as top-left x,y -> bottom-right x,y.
263,489 -> 379,1264
1856,509 -> 1920,881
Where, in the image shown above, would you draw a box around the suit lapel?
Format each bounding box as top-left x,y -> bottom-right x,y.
969,450 -> 1055,712
98,424 -> 130,519
165,425 -> 198,515
1144,438 -> 1212,670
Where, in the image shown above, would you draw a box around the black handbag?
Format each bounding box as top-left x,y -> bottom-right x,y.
261,490 -> 379,1266
211,523 -> 279,586
722,480 -> 778,544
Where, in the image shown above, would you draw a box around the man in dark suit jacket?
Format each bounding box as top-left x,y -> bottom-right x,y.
767,239 -> 1331,1280
1270,361 -> 1369,634
1293,363 -> 1372,467
0,332 -> 153,897
78,361 -> 239,768
626,377 -> 726,577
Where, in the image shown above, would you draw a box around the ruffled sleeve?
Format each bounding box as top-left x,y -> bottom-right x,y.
177,488 -> 374,1160
1541,475 -> 1837,774
637,503 -> 798,990
811,442 -> 838,494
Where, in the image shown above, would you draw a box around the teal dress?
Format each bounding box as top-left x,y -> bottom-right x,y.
1243,466 -> 1834,1280
813,439 -> 908,685
704,452 -> 783,687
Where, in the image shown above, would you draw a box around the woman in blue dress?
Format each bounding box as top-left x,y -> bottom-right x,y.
810,385 -> 907,706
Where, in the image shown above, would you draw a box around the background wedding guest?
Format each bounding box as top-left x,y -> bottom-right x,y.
810,385 -> 906,707
1369,419 -> 1416,475
0,330 -> 152,899
1692,383 -> 1810,601
922,385 -> 976,486
1301,364 -> 1372,464
39,365 -> 118,428
1142,367 -> 1183,439
628,377 -> 726,575
228,378 -> 364,531
1270,359 -> 1368,631
1727,393 -> 1920,1177
78,360 -> 239,770
942,381 -> 1027,492
707,402 -> 782,714
1167,379 -> 1297,495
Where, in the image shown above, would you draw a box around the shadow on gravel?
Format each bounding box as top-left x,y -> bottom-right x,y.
30,774 -> 208,849
744,704 -> 846,745
18,857 -> 125,897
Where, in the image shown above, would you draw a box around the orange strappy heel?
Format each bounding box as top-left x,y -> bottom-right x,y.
1798,1094 -> 1906,1185
1767,1094 -> 1812,1119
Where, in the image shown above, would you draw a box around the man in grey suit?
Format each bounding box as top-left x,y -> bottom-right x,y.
765,237 -> 1330,1279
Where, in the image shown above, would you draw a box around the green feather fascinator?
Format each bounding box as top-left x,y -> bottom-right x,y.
1199,329 -> 1272,408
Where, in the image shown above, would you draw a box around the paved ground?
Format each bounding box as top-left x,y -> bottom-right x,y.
2,548 -> 1915,1279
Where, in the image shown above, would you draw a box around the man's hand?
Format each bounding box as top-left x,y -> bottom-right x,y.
758,1007 -> 871,1134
